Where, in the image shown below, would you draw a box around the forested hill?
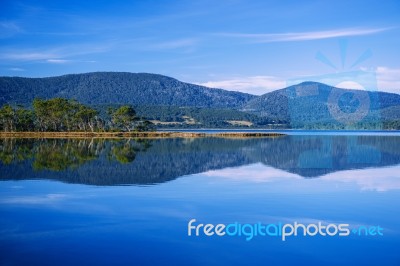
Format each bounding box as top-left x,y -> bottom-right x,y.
0,72 -> 256,108
243,81 -> 400,127
1,72 -> 400,129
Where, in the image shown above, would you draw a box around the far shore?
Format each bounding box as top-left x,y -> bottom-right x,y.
0,131 -> 285,139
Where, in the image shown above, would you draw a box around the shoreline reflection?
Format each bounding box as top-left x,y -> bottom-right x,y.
1,135 -> 400,185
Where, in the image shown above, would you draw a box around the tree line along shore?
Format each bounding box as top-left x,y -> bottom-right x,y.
0,98 -> 284,138
0,131 -> 285,139
0,98 -> 154,133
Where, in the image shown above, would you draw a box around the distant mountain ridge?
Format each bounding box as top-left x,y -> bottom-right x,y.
1,72 -> 399,128
0,72 -> 256,108
2,136 -> 400,185
243,81 -> 400,127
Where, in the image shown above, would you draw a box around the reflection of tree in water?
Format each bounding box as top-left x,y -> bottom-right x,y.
108,139 -> 151,164
0,138 -> 151,171
33,139 -> 104,171
0,139 -> 34,164
1,136 -> 400,185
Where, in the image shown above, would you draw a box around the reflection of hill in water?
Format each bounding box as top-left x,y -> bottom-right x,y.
1,136 -> 400,185
248,136 -> 400,177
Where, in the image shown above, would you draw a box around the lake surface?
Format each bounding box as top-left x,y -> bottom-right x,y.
1,133 -> 400,265
161,128 -> 400,135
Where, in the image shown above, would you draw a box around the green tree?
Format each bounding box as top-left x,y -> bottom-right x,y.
16,108 -> 35,131
135,120 -> 155,132
33,98 -> 101,132
110,105 -> 137,132
74,105 -> 99,132
33,98 -> 75,131
1,98 -> 154,132
0,105 -> 16,132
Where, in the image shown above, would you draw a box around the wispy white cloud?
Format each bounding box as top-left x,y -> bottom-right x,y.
46,59 -> 71,64
376,66 -> 400,94
197,76 -> 286,95
286,67 -> 400,94
203,163 -> 400,192
321,166 -> 400,192
2,52 -> 58,61
0,42 -> 111,63
0,193 -> 67,205
218,27 -> 391,43
46,59 -> 96,64
203,163 -> 301,182
0,21 -> 20,30
152,38 -> 197,49
8,67 -> 25,71
146,38 -> 198,51
0,21 -> 22,38
335,81 -> 365,90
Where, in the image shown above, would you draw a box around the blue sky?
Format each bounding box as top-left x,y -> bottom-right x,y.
1,0 -> 399,94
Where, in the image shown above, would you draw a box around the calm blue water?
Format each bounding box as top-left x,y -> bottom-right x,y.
0,133 -> 400,265
160,128 -> 400,136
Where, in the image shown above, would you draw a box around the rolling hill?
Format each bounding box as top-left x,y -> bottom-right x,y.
0,72 -> 255,108
2,135 -> 400,185
1,73 -> 399,129
243,81 -> 400,128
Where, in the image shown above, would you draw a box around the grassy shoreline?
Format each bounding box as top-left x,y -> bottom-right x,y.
0,131 -> 285,139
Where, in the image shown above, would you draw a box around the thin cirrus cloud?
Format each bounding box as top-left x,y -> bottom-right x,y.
46,59 -> 71,64
321,166 -> 400,192
203,163 -> 301,183
198,66 -> 400,95
217,27 -> 391,43
144,38 -> 198,51
0,21 -> 22,37
0,43 -> 111,63
197,76 -> 286,95
0,193 -> 67,205
332,66 -> 400,94
8,67 -> 25,71
2,52 -> 59,61
1,52 -> 95,64
376,66 -> 400,93
46,59 -> 97,64
203,163 -> 400,192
